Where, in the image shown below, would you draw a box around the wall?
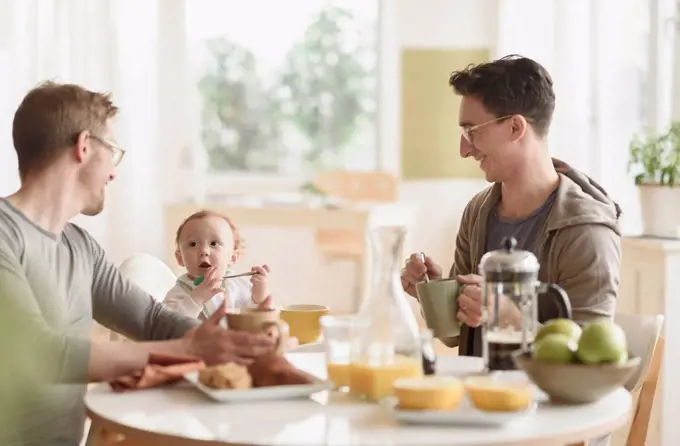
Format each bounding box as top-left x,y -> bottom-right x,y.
394,0 -> 492,271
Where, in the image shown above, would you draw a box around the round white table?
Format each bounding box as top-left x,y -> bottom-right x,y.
86,352 -> 632,446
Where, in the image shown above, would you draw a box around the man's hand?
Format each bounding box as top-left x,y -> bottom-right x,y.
250,264 -> 270,305
183,302 -> 275,366
190,267 -> 225,305
455,274 -> 522,329
401,253 -> 443,297
456,274 -> 484,327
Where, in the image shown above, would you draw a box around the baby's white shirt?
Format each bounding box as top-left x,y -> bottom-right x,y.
163,272 -> 256,318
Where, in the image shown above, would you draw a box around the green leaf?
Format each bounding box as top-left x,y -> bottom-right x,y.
628,121 -> 680,187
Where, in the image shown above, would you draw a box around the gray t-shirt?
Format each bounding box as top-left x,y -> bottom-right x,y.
485,190 -> 557,254
0,198 -> 197,445
463,191 -> 557,358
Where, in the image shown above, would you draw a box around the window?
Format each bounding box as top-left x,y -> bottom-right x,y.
185,0 -> 379,177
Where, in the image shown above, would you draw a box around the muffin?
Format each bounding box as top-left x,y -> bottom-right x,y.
464,376 -> 533,412
393,376 -> 464,411
198,362 -> 253,390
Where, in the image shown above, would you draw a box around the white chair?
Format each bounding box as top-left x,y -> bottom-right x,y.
118,253 -> 178,302
110,253 -> 178,341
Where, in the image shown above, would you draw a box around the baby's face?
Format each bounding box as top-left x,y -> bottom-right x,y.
176,216 -> 237,279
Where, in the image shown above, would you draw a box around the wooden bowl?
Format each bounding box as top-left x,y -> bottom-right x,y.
513,351 -> 641,404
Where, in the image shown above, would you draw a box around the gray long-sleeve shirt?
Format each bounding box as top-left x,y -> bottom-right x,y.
0,197 -> 198,445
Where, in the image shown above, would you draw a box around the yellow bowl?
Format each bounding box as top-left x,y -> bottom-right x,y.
393,376 -> 464,411
464,376 -> 534,412
279,304 -> 329,344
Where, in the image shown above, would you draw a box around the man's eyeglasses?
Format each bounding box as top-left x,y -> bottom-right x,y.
461,115 -> 512,144
90,134 -> 125,167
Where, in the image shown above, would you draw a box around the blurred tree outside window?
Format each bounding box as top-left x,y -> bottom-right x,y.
186,0 -> 378,176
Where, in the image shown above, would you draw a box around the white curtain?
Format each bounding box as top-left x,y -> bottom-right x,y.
0,0 -> 178,264
495,0 -> 677,235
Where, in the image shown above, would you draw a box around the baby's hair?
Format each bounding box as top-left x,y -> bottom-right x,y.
175,209 -> 245,255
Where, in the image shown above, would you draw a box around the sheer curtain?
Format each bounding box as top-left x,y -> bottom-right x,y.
494,0 -> 676,235
0,0 -> 171,264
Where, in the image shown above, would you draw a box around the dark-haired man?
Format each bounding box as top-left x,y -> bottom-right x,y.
401,55 -> 621,356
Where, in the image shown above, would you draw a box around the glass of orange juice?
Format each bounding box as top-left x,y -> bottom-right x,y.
320,315 -> 355,391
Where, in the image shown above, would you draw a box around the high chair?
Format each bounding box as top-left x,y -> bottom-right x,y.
109,253 -> 178,341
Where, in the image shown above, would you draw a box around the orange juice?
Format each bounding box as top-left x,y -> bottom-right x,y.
326,362 -> 351,388
349,355 -> 423,401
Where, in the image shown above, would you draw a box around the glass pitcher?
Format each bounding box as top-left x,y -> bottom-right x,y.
349,226 -> 423,401
479,237 -> 573,371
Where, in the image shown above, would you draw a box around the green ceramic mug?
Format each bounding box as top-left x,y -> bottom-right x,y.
416,279 -> 462,339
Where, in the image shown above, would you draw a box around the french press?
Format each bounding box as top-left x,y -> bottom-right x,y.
478,237 -> 573,371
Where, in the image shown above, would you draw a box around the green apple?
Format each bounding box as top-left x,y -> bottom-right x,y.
576,320 -> 628,365
532,333 -> 578,364
535,318 -> 582,343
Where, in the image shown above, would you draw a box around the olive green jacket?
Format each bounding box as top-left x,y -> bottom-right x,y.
442,159 -> 622,356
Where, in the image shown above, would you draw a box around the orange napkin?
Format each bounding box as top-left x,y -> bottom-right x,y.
110,353 -> 206,392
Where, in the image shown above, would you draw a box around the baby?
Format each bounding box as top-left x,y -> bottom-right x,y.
164,209 -> 271,319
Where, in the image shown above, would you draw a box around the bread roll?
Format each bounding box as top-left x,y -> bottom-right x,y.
198,362 -> 253,390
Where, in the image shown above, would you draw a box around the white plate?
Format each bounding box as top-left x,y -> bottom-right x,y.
387,398 -> 536,427
287,341 -> 324,353
184,370 -> 333,403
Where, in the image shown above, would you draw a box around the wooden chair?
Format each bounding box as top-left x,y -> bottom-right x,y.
313,170 -> 399,304
625,335 -> 664,446
314,170 -> 398,256
571,313 -> 664,446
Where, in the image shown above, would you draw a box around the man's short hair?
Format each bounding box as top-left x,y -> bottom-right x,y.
12,81 -> 118,180
448,55 -> 556,137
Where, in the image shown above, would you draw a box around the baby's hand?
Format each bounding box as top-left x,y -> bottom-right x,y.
250,264 -> 270,306
191,267 -> 225,304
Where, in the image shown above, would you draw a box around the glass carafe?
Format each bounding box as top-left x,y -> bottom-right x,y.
349,226 -> 423,401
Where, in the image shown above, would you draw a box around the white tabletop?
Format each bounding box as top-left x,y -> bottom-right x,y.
86,353 -> 632,446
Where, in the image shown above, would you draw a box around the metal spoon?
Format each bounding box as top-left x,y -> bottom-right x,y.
419,252 -> 430,283
193,271 -> 259,286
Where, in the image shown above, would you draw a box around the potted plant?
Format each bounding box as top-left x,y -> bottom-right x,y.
628,122 -> 680,238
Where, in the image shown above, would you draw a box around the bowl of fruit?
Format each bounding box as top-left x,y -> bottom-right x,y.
513,319 -> 640,404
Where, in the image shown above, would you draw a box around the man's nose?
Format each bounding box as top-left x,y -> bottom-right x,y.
460,135 -> 473,158
109,171 -> 117,181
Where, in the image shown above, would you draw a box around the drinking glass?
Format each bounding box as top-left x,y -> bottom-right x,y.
320,315 -> 355,391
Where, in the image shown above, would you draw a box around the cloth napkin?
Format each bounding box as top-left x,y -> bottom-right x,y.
109,353 -> 206,392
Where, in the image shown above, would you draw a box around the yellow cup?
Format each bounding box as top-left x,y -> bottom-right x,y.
279,304 -> 329,344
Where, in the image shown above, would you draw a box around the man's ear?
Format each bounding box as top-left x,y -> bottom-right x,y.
74,130 -> 90,163
231,252 -> 240,264
509,115 -> 528,143
175,249 -> 185,267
